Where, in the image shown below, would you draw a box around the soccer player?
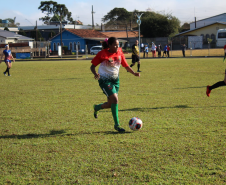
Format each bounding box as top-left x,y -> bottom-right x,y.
206,45 -> 226,97
0,45 -> 15,76
90,37 -> 140,132
130,40 -> 141,72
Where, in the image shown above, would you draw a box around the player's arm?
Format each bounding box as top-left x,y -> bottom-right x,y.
0,53 -> 3,64
90,64 -> 100,80
11,53 -> 15,62
125,66 -> 140,77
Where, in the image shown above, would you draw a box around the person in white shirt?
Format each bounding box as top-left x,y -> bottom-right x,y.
151,42 -> 156,58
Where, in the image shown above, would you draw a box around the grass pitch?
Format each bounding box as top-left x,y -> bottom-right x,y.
0,58 -> 226,184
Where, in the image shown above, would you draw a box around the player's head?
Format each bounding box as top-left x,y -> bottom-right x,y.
102,37 -> 119,53
5,45 -> 9,49
135,40 -> 138,46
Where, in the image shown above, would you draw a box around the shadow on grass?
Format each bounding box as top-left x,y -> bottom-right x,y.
44,78 -> 81,81
0,130 -> 131,139
174,86 -> 206,89
120,104 -> 191,112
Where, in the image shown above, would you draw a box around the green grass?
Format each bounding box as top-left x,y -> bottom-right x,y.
0,58 -> 226,184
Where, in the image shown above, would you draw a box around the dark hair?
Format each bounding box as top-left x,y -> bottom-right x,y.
102,37 -> 118,49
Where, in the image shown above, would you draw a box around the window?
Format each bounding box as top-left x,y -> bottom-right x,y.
69,42 -> 72,50
74,42 -> 76,50
206,34 -> 210,40
53,43 -> 56,51
211,34 -> 215,41
218,32 -> 226,38
77,41 -> 80,50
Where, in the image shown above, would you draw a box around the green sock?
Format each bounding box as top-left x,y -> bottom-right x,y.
95,104 -> 103,111
111,103 -> 119,126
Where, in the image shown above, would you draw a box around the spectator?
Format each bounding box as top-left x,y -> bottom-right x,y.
167,45 -> 170,58
144,45 -> 149,58
141,43 -> 144,52
181,44 -> 187,57
163,44 -> 168,58
151,42 -> 157,58
157,45 -> 162,58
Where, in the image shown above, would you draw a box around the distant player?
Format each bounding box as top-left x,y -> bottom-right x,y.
0,45 -> 15,76
130,40 -> 141,72
206,45 -> 226,96
90,37 -> 140,132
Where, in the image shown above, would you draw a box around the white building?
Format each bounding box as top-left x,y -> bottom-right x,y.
0,30 -> 34,44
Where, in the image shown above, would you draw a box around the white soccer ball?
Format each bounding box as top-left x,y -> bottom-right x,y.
129,117 -> 143,131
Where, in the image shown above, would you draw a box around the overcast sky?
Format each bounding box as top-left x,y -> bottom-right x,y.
0,0 -> 226,26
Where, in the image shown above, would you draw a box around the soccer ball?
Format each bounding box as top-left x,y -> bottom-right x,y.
129,117 -> 143,131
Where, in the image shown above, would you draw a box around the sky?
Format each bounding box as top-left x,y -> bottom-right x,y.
0,0 -> 226,27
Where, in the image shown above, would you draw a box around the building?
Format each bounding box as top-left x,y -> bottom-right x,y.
49,29 -> 107,53
174,13 -> 226,48
101,31 -> 140,45
0,29 -> 34,44
19,24 -> 101,41
0,27 -> 19,34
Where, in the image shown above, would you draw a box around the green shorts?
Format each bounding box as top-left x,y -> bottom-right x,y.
98,78 -> 119,97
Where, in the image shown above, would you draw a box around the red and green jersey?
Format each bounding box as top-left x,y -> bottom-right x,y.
91,48 -> 129,81
224,45 -> 226,52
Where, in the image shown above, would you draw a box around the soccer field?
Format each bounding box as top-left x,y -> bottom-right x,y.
0,58 -> 226,184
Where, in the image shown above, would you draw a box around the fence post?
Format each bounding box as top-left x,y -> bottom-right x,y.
86,45 -> 88,59
171,42 -> 172,57
76,44 -> 78,59
208,42 -> 210,56
190,42 -> 192,56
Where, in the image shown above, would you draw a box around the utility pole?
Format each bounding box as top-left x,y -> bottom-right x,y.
135,13 -> 143,59
91,5 -> 95,29
36,20 -> 38,41
60,15 -> 62,59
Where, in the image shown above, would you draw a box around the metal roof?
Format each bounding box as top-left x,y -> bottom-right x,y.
0,30 -> 34,40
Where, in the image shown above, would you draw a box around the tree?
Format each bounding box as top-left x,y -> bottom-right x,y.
38,1 -> 73,24
4,27 -> 9,31
18,29 -> 27,36
102,8 -> 136,30
38,1 -> 58,24
140,12 -> 180,37
30,29 -> 43,41
49,30 -> 56,38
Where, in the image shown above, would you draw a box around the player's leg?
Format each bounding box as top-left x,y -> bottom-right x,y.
4,61 -> 11,76
206,69 -> 226,97
130,55 -> 136,68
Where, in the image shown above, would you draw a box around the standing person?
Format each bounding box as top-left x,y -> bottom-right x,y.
181,44 -> 186,57
130,40 -> 141,72
0,45 -> 15,76
141,43 -> 144,53
157,45 -> 162,58
206,46 -> 226,97
162,44 -> 168,57
151,42 -> 156,58
144,45 -> 149,58
90,37 -> 140,132
167,44 -> 170,58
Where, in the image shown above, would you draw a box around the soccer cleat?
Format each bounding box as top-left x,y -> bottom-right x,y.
206,85 -> 211,97
8,74 -> 11,76
137,70 -> 142,72
93,105 -> 98,118
114,125 -> 125,133
3,72 -> 6,76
